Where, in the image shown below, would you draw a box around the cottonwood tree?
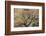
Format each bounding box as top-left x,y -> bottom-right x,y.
21,13 -> 34,27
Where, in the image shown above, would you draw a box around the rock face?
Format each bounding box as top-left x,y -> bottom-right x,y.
14,8 -> 39,27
